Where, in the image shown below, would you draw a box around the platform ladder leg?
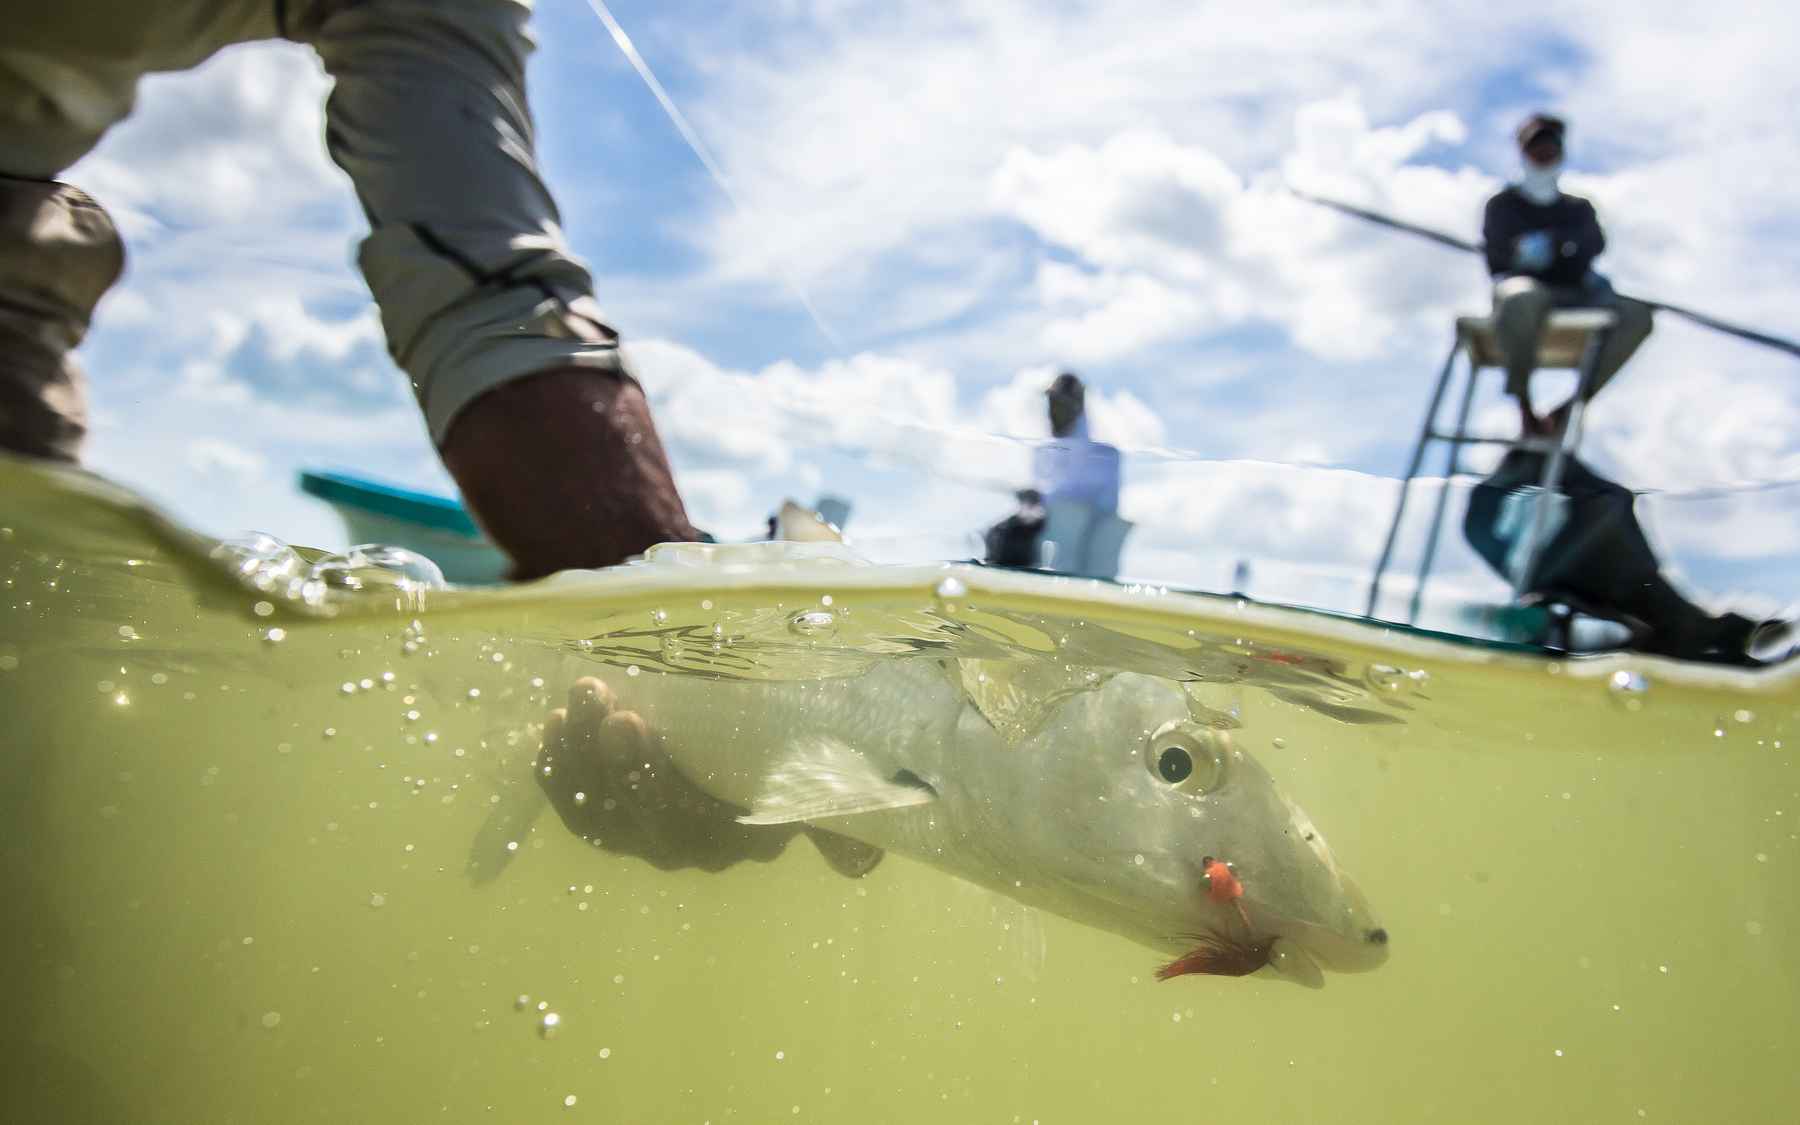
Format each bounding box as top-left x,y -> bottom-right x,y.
1366,335 -> 1465,618
1510,326 -> 1610,602
1408,350 -> 1483,623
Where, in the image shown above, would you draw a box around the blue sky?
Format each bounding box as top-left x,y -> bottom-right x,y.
65,0 -> 1799,619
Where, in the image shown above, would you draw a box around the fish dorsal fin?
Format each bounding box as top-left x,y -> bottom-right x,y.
737,738 -> 937,825
774,499 -> 845,543
954,659 -> 1113,746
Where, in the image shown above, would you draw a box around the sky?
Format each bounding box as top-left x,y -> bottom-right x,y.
64,0 -> 1800,620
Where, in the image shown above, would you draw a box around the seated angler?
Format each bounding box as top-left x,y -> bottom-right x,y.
1484,113 -> 1654,437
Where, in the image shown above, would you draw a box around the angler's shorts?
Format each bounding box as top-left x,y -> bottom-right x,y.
0,0 -> 625,458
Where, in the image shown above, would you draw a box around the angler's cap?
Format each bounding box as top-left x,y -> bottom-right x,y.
1516,112 -> 1567,151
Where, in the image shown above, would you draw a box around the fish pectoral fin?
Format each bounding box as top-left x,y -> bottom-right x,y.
737,739 -> 938,826
1264,938 -> 1325,989
803,828 -> 885,878
464,775 -> 548,886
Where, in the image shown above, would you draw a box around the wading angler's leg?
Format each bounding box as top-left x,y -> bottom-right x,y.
0,177 -> 123,461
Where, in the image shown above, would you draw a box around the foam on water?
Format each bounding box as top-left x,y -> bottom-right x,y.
1,456 -> 1796,1123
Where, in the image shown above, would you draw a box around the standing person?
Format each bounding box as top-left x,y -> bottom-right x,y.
1483,113 -> 1654,436
1034,371 -> 1121,513
1,0 -> 699,577
983,371 -> 1122,568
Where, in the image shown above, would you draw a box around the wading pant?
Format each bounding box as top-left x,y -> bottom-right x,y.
0,0 -> 626,462
1492,275 -> 1654,401
1465,449 -> 1752,661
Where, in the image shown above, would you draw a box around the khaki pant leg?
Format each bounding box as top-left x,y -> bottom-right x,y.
1584,296 -> 1654,399
301,0 -> 628,447
0,178 -> 124,461
1491,276 -> 1554,398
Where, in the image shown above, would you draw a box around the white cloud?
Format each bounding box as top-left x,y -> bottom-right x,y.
186,438 -> 268,478
69,44 -> 343,231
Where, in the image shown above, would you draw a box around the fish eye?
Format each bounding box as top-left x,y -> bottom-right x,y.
1157,746 -> 1192,783
1145,722 -> 1227,793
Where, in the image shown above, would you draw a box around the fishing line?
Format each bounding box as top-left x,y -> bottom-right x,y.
580,0 -> 849,355
1285,185 -> 1800,360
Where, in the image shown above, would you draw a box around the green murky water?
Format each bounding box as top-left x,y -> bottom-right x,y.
2,456 -> 1796,1124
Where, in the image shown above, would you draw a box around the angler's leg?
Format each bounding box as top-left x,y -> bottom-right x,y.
0,35 -> 140,463
302,0 -> 698,576
1583,296 -> 1654,399
0,178 -> 123,462
1492,276 -> 1553,429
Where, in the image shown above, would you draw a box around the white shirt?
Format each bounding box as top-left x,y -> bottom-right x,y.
1032,415 -> 1121,513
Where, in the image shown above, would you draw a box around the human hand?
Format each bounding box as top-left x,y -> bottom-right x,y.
534,677 -> 799,871
1515,231 -> 1554,270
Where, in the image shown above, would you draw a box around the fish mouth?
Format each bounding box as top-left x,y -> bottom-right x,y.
1252,910 -> 1390,977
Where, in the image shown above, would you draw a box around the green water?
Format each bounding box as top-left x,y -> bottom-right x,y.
2,457 -> 1796,1124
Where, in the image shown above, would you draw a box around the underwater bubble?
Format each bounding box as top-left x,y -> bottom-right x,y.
597,1047 -> 611,1059
563,1095 -> 577,1108
788,609 -> 837,638
514,994 -> 532,1011
467,688 -> 481,700
1362,664 -> 1408,692
347,544 -> 446,590
934,576 -> 968,605
117,625 -> 137,640
1734,709 -> 1755,723
369,892 -> 387,909
651,608 -> 668,625
1607,670 -> 1649,710
626,665 -> 640,677
573,791 -> 588,807
213,533 -> 305,592
252,601 -> 275,618
262,627 -> 286,644
307,554 -> 366,592
539,1012 -> 561,1038
261,1011 -> 282,1029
